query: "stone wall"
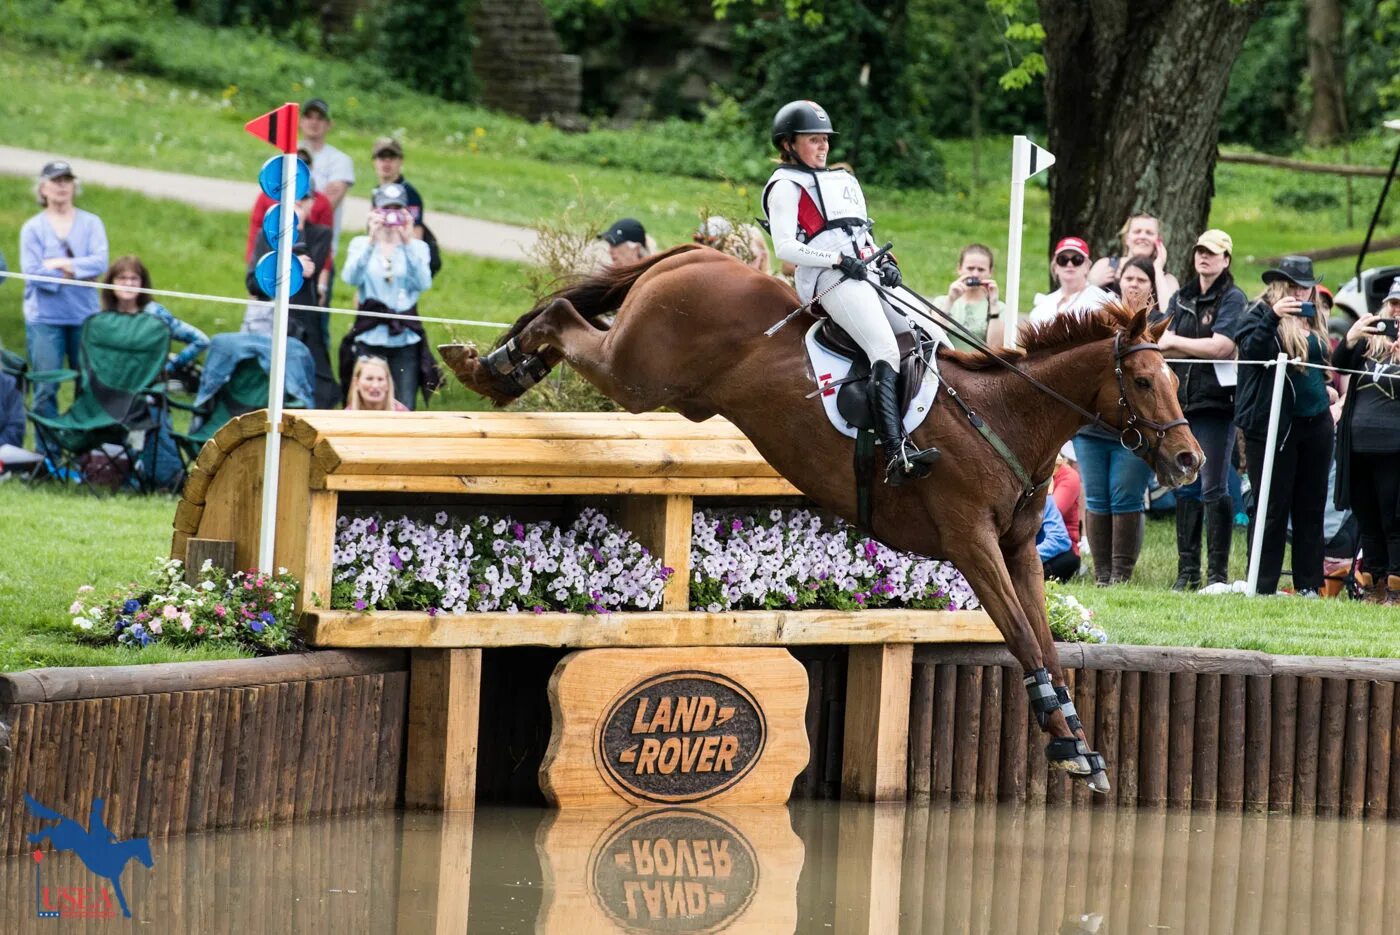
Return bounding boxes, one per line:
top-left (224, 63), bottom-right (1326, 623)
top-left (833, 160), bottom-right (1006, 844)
top-left (472, 0), bottom-right (581, 121)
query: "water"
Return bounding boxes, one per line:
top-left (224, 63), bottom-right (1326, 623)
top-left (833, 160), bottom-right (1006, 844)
top-left (4, 800), bottom-right (1397, 932)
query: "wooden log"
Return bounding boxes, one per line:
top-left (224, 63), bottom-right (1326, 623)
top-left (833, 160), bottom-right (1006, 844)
top-left (313, 678), bottom-right (343, 819)
top-left (330, 678), bottom-right (358, 817)
top-left (1391, 686), bottom-right (1400, 820)
top-left (216, 689), bottom-right (241, 827)
top-left (187, 690), bottom-right (222, 831)
top-left (1167, 672), bottom-right (1196, 808)
top-left (322, 473), bottom-right (800, 496)
top-left (1341, 679), bottom-right (1369, 819)
top-left (374, 671), bottom-right (408, 808)
top-left (1244, 675), bottom-right (1272, 812)
top-left (1092, 668), bottom-right (1120, 805)
top-left (232, 687), bottom-right (262, 828)
top-left (1070, 668), bottom-right (1096, 807)
top-left (908, 662), bottom-right (934, 800)
top-left (841, 643), bottom-right (913, 802)
top-left (173, 498), bottom-right (204, 535)
top-left (1116, 670), bottom-right (1140, 808)
top-left (274, 681), bottom-right (306, 823)
top-left (976, 664), bottom-right (1002, 802)
top-left (1366, 680), bottom-right (1393, 819)
top-left (1025, 677), bottom-right (1047, 804)
top-left (617, 494), bottom-right (693, 612)
top-left (950, 665), bottom-right (982, 802)
top-left (112, 695), bottom-right (149, 840)
top-left (134, 695), bottom-right (164, 836)
top-left (168, 691), bottom-right (201, 836)
top-left (1316, 678), bottom-right (1349, 817)
top-left (930, 663), bottom-right (957, 800)
top-left (1217, 674), bottom-right (1247, 811)
top-left (1191, 673), bottom-right (1221, 811)
top-left (1139, 672), bottom-right (1170, 807)
top-left (180, 463), bottom-right (214, 505)
top-left (1045, 669), bottom-right (1072, 807)
top-left (999, 665), bottom-right (1029, 803)
top-left (821, 656), bottom-right (844, 799)
top-left (183, 538), bottom-right (235, 585)
top-left (5, 705), bottom-right (34, 856)
top-left (1294, 676), bottom-right (1324, 815)
top-left (405, 648), bottom-right (481, 809)
top-left (295, 679), bottom-right (327, 822)
top-left (1268, 675), bottom-right (1297, 812)
top-left (1217, 149), bottom-right (1393, 178)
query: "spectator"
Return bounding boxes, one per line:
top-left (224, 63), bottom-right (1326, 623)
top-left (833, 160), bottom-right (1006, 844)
top-left (20, 160), bottom-right (109, 422)
top-left (338, 183), bottom-right (440, 410)
top-left (695, 216), bottom-right (771, 273)
top-left (1117, 256), bottom-right (1163, 321)
top-left (1235, 255), bottom-right (1334, 597)
top-left (344, 355), bottom-right (408, 411)
top-left (300, 99), bottom-right (354, 244)
top-left (1088, 213), bottom-right (1179, 308)
top-left (245, 147), bottom-right (334, 265)
top-left (0, 368), bottom-right (24, 448)
top-left (1158, 229), bottom-right (1246, 592)
top-left (600, 218), bottom-right (654, 267)
top-left (101, 256), bottom-right (210, 375)
top-left (1028, 237), bottom-right (1114, 324)
top-left (1332, 280), bottom-right (1400, 603)
top-left (938, 244), bottom-right (1005, 350)
top-left (1038, 496), bottom-right (1079, 583)
top-left (246, 193), bottom-right (339, 408)
top-left (1052, 448), bottom-right (1082, 563)
top-left (371, 138), bottom-right (424, 235)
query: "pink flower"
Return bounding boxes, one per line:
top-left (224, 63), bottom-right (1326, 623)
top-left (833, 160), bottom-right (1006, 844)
top-left (68, 600), bottom-right (84, 615)
top-left (78, 585), bottom-right (94, 593)
top-left (214, 605), bottom-right (226, 618)
top-left (162, 604), bottom-right (178, 619)
top-left (179, 612), bottom-right (193, 631)
top-left (149, 619), bottom-right (163, 635)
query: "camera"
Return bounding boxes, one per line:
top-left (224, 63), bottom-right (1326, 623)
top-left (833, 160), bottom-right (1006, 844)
top-left (382, 210), bottom-right (406, 228)
top-left (1378, 318), bottom-right (1400, 339)
top-left (964, 277), bottom-right (983, 287)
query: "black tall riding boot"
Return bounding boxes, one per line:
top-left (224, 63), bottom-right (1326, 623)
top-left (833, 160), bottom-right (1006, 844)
top-left (1204, 498), bottom-right (1235, 587)
top-left (871, 360), bottom-right (939, 487)
top-left (1172, 498), bottom-right (1204, 591)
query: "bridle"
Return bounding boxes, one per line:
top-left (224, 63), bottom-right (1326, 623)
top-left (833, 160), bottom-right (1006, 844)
top-left (1105, 332), bottom-right (1189, 459)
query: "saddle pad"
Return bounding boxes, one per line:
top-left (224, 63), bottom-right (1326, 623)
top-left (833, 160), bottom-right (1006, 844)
top-left (804, 320), bottom-right (939, 441)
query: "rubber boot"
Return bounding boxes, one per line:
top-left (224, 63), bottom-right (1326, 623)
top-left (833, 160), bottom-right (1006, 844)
top-left (1110, 512), bottom-right (1144, 584)
top-left (1172, 498), bottom-right (1204, 591)
top-left (1356, 570), bottom-right (1383, 603)
top-left (1386, 575), bottom-right (1400, 606)
top-left (1083, 511), bottom-right (1113, 586)
top-left (871, 360), bottom-right (939, 487)
top-left (1204, 498), bottom-right (1235, 587)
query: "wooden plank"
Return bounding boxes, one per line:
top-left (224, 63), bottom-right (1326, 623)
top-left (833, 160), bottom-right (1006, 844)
top-left (1139, 672), bottom-right (1170, 807)
top-left (192, 438), bottom-right (265, 571)
top-left (841, 644), bottom-right (913, 802)
top-left (976, 664), bottom-right (1002, 802)
top-left (173, 498), bottom-right (205, 535)
top-left (180, 464), bottom-right (214, 505)
top-left (1341, 679), bottom-right (1369, 819)
top-left (1366, 680), bottom-right (1393, 819)
top-left (908, 662), bottom-right (934, 800)
top-left (1116, 670), bottom-right (1140, 808)
top-left (1245, 675), bottom-right (1273, 811)
top-left (294, 680), bottom-right (326, 822)
top-left (617, 494), bottom-right (693, 612)
top-left (999, 665), bottom-right (1028, 803)
top-left (168, 691), bottom-right (201, 836)
top-left (216, 689), bottom-right (242, 827)
top-left (298, 491), bottom-right (339, 611)
top-left (1391, 686), bottom-right (1400, 819)
top-left (184, 538), bottom-right (235, 584)
top-left (1217, 674), bottom-right (1247, 810)
top-left (1316, 678), bottom-right (1349, 817)
top-left (375, 671), bottom-right (408, 808)
top-left (1191, 674), bottom-right (1220, 811)
top-left (304, 608), bottom-right (1002, 649)
top-left (1269, 675), bottom-right (1298, 812)
top-left (1294, 676), bottom-right (1324, 815)
top-left (1092, 668), bottom-right (1120, 805)
top-left (1167, 672), bottom-right (1196, 808)
top-left (321, 473), bottom-right (800, 496)
top-left (289, 410), bottom-right (754, 442)
top-left (930, 664), bottom-right (956, 799)
top-left (1070, 668), bottom-right (1095, 807)
top-left (950, 666), bottom-right (981, 803)
top-left (405, 649), bottom-right (482, 809)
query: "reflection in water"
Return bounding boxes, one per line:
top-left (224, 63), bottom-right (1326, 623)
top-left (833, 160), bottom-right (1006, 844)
top-left (2, 800), bottom-right (1397, 932)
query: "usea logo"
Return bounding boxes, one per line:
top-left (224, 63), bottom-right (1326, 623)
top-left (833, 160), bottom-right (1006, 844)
top-left (589, 809), bottom-right (759, 933)
top-left (597, 671), bottom-right (767, 803)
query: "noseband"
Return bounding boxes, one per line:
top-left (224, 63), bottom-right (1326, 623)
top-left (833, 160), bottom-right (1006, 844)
top-left (1108, 332), bottom-right (1189, 458)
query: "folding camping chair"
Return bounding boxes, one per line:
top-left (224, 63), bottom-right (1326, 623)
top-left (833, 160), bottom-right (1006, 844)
top-left (26, 311), bottom-right (172, 493)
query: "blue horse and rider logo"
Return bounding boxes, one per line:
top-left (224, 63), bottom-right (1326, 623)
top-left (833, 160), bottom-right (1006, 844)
top-left (25, 794), bottom-right (154, 919)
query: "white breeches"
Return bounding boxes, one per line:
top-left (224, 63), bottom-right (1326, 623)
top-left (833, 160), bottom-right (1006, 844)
top-left (815, 272), bottom-right (900, 369)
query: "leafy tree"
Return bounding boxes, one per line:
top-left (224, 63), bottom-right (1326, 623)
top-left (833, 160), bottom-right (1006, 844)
top-left (372, 0), bottom-right (476, 102)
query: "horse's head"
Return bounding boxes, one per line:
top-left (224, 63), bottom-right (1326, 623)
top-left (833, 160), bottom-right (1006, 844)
top-left (1091, 307), bottom-right (1203, 489)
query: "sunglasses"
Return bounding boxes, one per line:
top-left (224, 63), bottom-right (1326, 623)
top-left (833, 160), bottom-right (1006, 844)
top-left (1054, 253), bottom-right (1086, 268)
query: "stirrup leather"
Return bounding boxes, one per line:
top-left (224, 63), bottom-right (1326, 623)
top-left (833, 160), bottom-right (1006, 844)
top-left (1023, 668), bottom-right (1060, 730)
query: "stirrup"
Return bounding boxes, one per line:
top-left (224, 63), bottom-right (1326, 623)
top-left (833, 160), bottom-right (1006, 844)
top-left (884, 440), bottom-right (940, 486)
top-left (1023, 668), bottom-right (1060, 730)
top-left (1046, 736), bottom-right (1110, 792)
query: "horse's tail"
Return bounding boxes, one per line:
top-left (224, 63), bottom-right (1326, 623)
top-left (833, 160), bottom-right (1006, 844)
top-left (497, 244), bottom-right (703, 349)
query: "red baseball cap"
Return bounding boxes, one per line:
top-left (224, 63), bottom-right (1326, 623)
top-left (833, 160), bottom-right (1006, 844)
top-left (1054, 236), bottom-right (1090, 258)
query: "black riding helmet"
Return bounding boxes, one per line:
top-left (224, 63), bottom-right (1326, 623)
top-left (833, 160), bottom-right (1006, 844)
top-left (771, 100), bottom-right (838, 152)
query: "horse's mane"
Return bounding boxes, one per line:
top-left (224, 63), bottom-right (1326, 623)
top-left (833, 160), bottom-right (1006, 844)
top-left (942, 302), bottom-right (1140, 370)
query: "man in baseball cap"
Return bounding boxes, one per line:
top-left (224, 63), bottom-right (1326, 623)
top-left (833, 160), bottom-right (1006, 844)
top-left (298, 97), bottom-right (354, 246)
top-left (371, 137), bottom-right (424, 236)
top-left (600, 218), bottom-right (651, 267)
top-left (40, 161), bottom-right (76, 182)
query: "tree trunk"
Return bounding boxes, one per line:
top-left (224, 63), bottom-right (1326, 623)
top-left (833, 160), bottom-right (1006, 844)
top-left (1038, 0), bottom-right (1262, 286)
top-left (1305, 0), bottom-right (1347, 145)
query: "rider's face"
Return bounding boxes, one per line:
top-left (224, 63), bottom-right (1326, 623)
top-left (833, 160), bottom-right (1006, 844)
top-left (792, 134), bottom-right (829, 168)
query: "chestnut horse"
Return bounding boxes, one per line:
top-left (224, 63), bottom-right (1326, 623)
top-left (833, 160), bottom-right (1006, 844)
top-left (442, 245), bottom-right (1203, 791)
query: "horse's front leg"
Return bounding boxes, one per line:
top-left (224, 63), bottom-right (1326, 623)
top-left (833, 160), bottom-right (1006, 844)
top-left (1004, 536), bottom-right (1111, 793)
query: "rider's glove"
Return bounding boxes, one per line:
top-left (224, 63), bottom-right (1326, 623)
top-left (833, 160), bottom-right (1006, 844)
top-left (878, 261), bottom-right (902, 289)
top-left (835, 255), bottom-right (867, 281)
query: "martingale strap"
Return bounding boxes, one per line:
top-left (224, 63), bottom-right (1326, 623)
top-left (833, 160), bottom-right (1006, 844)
top-left (945, 382), bottom-right (1050, 511)
top-left (1023, 667), bottom-right (1061, 729)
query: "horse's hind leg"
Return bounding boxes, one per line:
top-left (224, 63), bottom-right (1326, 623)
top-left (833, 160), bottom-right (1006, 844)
top-left (1005, 538), bottom-right (1110, 793)
top-left (516, 298), bottom-right (672, 413)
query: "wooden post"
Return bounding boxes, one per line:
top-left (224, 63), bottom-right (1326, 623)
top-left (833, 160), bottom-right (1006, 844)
top-left (909, 662), bottom-right (934, 799)
top-left (405, 649), bottom-right (481, 810)
top-left (618, 494), bottom-right (693, 612)
top-left (183, 538), bottom-right (235, 584)
top-left (841, 644), bottom-right (913, 801)
top-left (396, 809), bottom-right (474, 933)
top-left (834, 803), bottom-right (905, 935)
top-left (298, 490), bottom-right (339, 611)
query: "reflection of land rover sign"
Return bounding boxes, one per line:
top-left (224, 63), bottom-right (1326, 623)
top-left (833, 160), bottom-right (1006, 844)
top-left (597, 671), bottom-right (767, 803)
top-left (589, 809), bottom-right (759, 933)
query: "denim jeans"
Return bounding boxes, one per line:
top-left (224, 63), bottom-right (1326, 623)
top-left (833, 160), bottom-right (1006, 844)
top-left (1072, 433), bottom-right (1153, 514)
top-left (1173, 412), bottom-right (1236, 504)
top-left (26, 321), bottom-right (85, 420)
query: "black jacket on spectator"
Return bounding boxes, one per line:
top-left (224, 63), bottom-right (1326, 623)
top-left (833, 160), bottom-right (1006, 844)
top-left (1163, 270), bottom-right (1246, 416)
top-left (0, 371), bottom-right (24, 448)
top-left (1233, 299), bottom-right (1298, 441)
top-left (337, 299), bottom-right (444, 405)
top-left (246, 222), bottom-right (339, 409)
top-left (1332, 337), bottom-right (1400, 511)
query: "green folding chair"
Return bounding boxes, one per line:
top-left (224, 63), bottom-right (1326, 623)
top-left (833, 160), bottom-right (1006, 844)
top-left (27, 311), bottom-right (171, 492)
top-left (171, 357), bottom-right (298, 465)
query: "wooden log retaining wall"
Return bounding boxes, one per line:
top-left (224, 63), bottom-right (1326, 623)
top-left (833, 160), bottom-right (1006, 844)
top-left (0, 651), bottom-right (408, 858)
top-left (910, 644), bottom-right (1400, 817)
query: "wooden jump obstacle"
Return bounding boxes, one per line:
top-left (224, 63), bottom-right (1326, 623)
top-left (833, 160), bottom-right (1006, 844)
top-left (171, 410), bottom-right (1002, 808)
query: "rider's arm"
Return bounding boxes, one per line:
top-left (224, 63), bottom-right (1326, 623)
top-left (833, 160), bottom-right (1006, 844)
top-left (767, 181), bottom-right (843, 269)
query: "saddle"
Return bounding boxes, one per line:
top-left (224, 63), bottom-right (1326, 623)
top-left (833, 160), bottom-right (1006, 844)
top-left (806, 301), bottom-right (939, 437)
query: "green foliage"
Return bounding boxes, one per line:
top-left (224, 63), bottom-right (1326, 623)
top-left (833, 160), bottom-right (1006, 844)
top-left (1272, 187), bottom-right (1342, 212)
top-left (371, 0), bottom-right (477, 103)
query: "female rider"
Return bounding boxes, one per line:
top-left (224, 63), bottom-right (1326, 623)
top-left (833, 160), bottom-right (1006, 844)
top-left (762, 100), bottom-right (944, 485)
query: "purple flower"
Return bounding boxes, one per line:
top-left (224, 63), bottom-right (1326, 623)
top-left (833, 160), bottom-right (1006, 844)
top-left (353, 599), bottom-right (367, 611)
top-left (512, 522), bottom-right (525, 541)
top-left (426, 606), bottom-right (439, 617)
top-left (130, 623), bottom-right (151, 647)
top-left (389, 552), bottom-right (404, 570)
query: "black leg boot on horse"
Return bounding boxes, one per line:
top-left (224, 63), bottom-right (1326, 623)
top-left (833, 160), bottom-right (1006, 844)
top-left (871, 360), bottom-right (939, 486)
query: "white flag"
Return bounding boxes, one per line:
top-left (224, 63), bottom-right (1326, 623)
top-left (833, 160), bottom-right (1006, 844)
top-left (1012, 135), bottom-right (1055, 183)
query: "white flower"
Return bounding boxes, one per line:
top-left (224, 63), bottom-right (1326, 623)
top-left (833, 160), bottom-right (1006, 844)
top-left (73, 617), bottom-right (93, 631)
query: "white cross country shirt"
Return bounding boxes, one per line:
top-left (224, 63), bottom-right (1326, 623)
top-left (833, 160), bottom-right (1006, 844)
top-left (309, 142), bottom-right (355, 242)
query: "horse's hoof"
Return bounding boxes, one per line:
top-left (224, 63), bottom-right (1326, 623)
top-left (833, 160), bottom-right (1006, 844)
top-left (437, 343), bottom-right (518, 406)
top-left (1083, 770), bottom-right (1111, 794)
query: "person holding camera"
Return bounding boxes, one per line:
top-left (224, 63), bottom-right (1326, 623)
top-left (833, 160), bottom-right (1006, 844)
top-left (1088, 213), bottom-right (1179, 308)
top-left (1157, 230), bottom-right (1246, 591)
top-left (338, 183), bottom-right (440, 410)
top-left (1235, 255), bottom-right (1333, 596)
top-left (938, 244), bottom-right (1004, 350)
top-left (1331, 280), bottom-right (1400, 603)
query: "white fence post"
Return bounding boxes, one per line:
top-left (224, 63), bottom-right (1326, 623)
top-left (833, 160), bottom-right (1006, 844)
top-left (1246, 351), bottom-right (1290, 596)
